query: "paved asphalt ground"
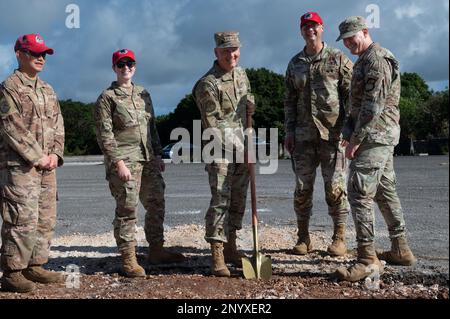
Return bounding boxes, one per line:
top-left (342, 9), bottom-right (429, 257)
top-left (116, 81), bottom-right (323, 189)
top-left (57, 155), bottom-right (449, 273)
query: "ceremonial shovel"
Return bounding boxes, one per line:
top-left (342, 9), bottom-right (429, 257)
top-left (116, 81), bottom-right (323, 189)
top-left (241, 94), bottom-right (272, 280)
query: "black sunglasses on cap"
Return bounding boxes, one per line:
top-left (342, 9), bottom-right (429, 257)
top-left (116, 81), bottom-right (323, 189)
top-left (116, 60), bottom-right (136, 69)
top-left (21, 49), bottom-right (47, 59)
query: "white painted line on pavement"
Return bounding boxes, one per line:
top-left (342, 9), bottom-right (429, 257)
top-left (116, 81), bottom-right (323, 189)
top-left (171, 210), bottom-right (202, 215)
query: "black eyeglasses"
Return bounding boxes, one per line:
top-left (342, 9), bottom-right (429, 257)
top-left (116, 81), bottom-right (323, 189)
top-left (21, 50), bottom-right (46, 59)
top-left (116, 61), bottom-right (136, 69)
top-left (301, 23), bottom-right (322, 31)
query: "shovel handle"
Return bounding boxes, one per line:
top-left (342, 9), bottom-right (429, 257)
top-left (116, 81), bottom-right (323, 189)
top-left (246, 111), bottom-right (258, 228)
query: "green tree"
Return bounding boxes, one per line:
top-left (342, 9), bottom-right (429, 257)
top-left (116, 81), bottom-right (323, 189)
top-left (156, 67), bottom-right (286, 148)
top-left (399, 72), bottom-right (431, 140)
top-left (246, 68), bottom-right (285, 143)
top-left (156, 94), bottom-right (200, 147)
top-left (399, 72), bottom-right (448, 140)
top-left (60, 100), bottom-right (101, 155)
top-left (401, 72), bottom-right (431, 101)
top-left (419, 89), bottom-right (449, 139)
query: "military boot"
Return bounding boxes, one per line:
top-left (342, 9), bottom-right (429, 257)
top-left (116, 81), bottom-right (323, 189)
top-left (292, 220), bottom-right (312, 255)
top-left (377, 236), bottom-right (417, 266)
top-left (23, 265), bottom-right (64, 284)
top-left (327, 223), bottom-right (347, 256)
top-left (1, 270), bottom-right (35, 293)
top-left (120, 247), bottom-right (146, 278)
top-left (210, 242), bottom-right (230, 277)
top-left (335, 244), bottom-right (384, 282)
top-left (148, 242), bottom-right (185, 265)
top-left (224, 231), bottom-right (245, 267)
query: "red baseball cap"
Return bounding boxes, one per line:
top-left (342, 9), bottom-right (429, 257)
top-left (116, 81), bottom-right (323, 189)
top-left (300, 12), bottom-right (323, 28)
top-left (112, 49), bottom-right (136, 66)
top-left (14, 34), bottom-right (54, 54)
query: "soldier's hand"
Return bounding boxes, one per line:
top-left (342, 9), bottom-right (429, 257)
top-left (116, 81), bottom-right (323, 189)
top-left (246, 100), bottom-right (256, 116)
top-left (157, 156), bottom-right (165, 173)
top-left (47, 154), bottom-right (59, 170)
top-left (116, 160), bottom-right (132, 182)
top-left (341, 139), bottom-right (349, 147)
top-left (284, 135), bottom-right (295, 155)
top-left (345, 142), bottom-right (360, 160)
top-left (36, 155), bottom-right (51, 170)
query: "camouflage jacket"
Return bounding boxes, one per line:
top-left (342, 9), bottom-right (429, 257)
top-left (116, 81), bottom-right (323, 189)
top-left (95, 82), bottom-right (161, 168)
top-left (0, 70), bottom-right (65, 168)
top-left (284, 43), bottom-right (353, 142)
top-left (193, 61), bottom-right (252, 151)
top-left (343, 43), bottom-right (401, 146)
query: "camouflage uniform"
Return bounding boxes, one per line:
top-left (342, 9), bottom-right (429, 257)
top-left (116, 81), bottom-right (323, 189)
top-left (193, 60), bottom-right (252, 243)
top-left (343, 42), bottom-right (406, 244)
top-left (0, 70), bottom-right (64, 271)
top-left (284, 43), bottom-right (352, 225)
top-left (94, 82), bottom-right (165, 251)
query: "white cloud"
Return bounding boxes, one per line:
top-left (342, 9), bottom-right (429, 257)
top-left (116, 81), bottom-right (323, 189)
top-left (0, 0), bottom-right (448, 112)
top-left (0, 45), bottom-right (15, 81)
top-left (394, 3), bottom-right (424, 19)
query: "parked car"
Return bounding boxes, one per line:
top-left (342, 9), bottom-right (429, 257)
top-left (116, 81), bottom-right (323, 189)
top-left (162, 137), bottom-right (272, 162)
top-left (161, 142), bottom-right (201, 162)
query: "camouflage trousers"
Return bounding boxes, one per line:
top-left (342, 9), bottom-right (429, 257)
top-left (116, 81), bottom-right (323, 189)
top-left (108, 158), bottom-right (165, 251)
top-left (348, 143), bottom-right (406, 244)
top-left (204, 160), bottom-right (249, 243)
top-left (292, 139), bottom-right (349, 224)
top-left (0, 166), bottom-right (57, 271)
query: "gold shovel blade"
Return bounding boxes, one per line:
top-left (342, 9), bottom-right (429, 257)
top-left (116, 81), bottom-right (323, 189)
top-left (242, 253), bottom-right (272, 280)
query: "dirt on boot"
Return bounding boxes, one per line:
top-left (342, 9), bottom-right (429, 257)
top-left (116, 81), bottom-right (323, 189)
top-left (23, 266), bottom-right (64, 284)
top-left (211, 242), bottom-right (230, 277)
top-left (327, 224), bottom-right (347, 256)
top-left (1, 270), bottom-right (36, 293)
top-left (121, 248), bottom-right (146, 278)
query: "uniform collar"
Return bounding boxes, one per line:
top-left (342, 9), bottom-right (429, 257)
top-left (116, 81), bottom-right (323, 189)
top-left (213, 60), bottom-right (235, 81)
top-left (298, 42), bottom-right (329, 62)
top-left (111, 81), bottom-right (136, 96)
top-left (14, 69), bottom-right (44, 89)
top-left (358, 42), bottom-right (378, 61)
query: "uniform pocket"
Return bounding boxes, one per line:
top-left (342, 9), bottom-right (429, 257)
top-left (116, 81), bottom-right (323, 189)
top-left (124, 181), bottom-right (138, 210)
top-left (221, 94), bottom-right (235, 115)
top-left (350, 167), bottom-right (379, 197)
top-left (1, 185), bottom-right (28, 225)
top-left (114, 103), bottom-right (138, 128)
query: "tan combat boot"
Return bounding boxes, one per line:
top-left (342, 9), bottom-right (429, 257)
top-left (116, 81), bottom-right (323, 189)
top-left (224, 231), bottom-right (245, 267)
top-left (148, 242), bottom-right (185, 265)
top-left (377, 236), bottom-right (417, 266)
top-left (121, 247), bottom-right (146, 278)
top-left (292, 220), bottom-right (312, 255)
top-left (1, 270), bottom-right (36, 293)
top-left (335, 244), bottom-right (384, 282)
top-left (23, 265), bottom-right (64, 284)
top-left (210, 242), bottom-right (230, 277)
top-left (327, 223), bottom-right (347, 256)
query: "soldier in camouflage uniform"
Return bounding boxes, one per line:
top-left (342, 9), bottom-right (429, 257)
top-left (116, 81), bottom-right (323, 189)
top-left (95, 49), bottom-right (184, 278)
top-left (335, 16), bottom-right (416, 282)
top-left (0, 34), bottom-right (65, 293)
top-left (284, 12), bottom-right (353, 257)
top-left (193, 32), bottom-right (255, 277)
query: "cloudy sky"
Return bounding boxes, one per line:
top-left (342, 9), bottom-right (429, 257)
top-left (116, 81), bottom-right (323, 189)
top-left (0, 0), bottom-right (448, 115)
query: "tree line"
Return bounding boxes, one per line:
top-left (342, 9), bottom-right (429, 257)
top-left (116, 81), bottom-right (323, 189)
top-left (60, 68), bottom-right (448, 156)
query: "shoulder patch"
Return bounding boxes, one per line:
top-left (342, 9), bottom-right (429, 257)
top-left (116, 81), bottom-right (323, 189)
top-left (365, 77), bottom-right (377, 92)
top-left (0, 94), bottom-right (11, 115)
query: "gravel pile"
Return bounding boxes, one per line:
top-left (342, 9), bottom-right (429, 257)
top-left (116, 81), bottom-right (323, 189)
top-left (0, 224), bottom-right (447, 299)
